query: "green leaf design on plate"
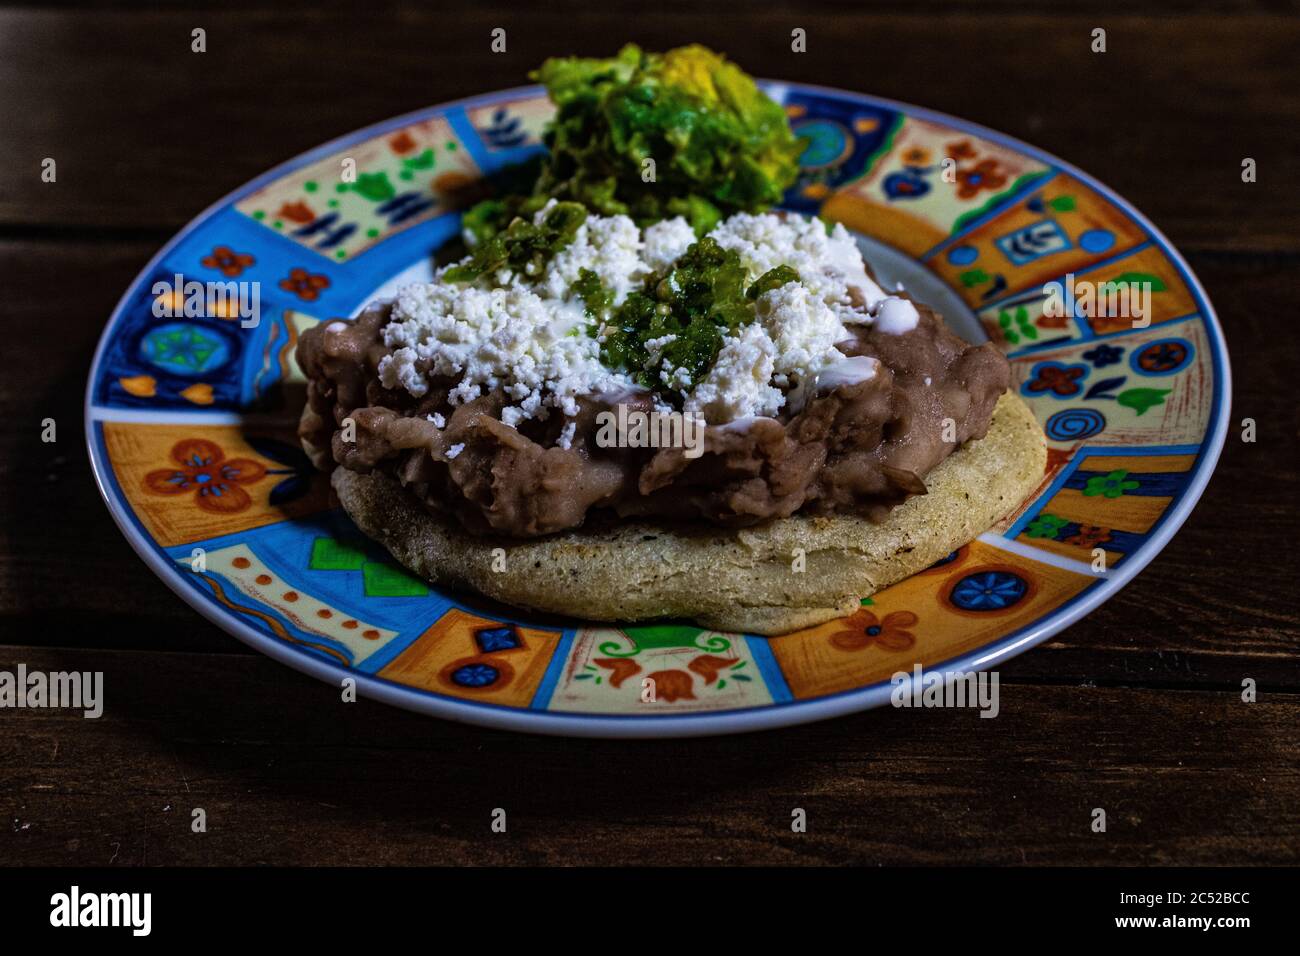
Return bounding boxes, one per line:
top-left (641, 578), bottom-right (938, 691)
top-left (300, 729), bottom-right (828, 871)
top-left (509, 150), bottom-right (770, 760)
top-left (1048, 195), bottom-right (1076, 211)
top-left (351, 171), bottom-right (396, 202)
top-left (362, 562), bottom-right (429, 597)
top-left (309, 536), bottom-right (367, 571)
top-left (1026, 513), bottom-right (1070, 539)
top-left (402, 148), bottom-right (437, 171)
top-left (960, 268), bottom-right (989, 288)
top-left (1083, 470), bottom-right (1140, 499)
top-left (998, 310), bottom-right (1021, 345)
top-left (599, 623), bottom-right (731, 658)
top-left (1019, 309), bottom-right (1037, 339)
top-left (1117, 387), bottom-right (1171, 416)
top-left (1100, 271), bottom-right (1167, 294)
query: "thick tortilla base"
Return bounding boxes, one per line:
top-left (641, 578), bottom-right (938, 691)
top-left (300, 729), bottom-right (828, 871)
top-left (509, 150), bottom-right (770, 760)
top-left (332, 391), bottom-right (1046, 636)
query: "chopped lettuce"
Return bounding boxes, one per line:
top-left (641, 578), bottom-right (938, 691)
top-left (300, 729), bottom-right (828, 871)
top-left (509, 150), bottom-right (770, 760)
top-left (466, 44), bottom-right (803, 241)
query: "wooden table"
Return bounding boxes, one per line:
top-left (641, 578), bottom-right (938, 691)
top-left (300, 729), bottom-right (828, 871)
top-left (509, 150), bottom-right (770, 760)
top-left (1, 2), bottom-right (1296, 866)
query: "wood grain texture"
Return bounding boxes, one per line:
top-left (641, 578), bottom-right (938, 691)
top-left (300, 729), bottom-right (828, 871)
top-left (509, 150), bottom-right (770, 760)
top-left (0, 1), bottom-right (1297, 866)
top-left (2, 647), bottom-right (1296, 866)
top-left (0, 5), bottom-right (1297, 247)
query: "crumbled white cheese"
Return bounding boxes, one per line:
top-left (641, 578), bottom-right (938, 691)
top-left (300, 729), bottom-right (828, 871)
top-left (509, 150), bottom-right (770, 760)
top-left (754, 281), bottom-right (847, 386)
top-left (708, 212), bottom-right (887, 319)
top-left (445, 442), bottom-right (465, 459)
top-left (557, 420), bottom-right (577, 450)
top-left (379, 208), bottom-right (921, 427)
top-left (684, 324), bottom-right (783, 421)
top-left (378, 283), bottom-right (630, 418)
top-left (641, 333), bottom-right (684, 388)
top-left (452, 200), bottom-right (651, 308)
top-left (642, 217), bottom-right (697, 272)
top-left (661, 364), bottom-right (693, 391)
top-left (644, 334), bottom-right (678, 361)
top-left (535, 202), bottom-right (648, 306)
top-left (426, 412), bottom-right (446, 428)
top-left (685, 292), bottom-right (881, 418)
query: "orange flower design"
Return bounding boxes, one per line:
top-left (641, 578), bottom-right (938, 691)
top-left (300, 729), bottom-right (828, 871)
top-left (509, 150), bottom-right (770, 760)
top-left (1064, 525), bottom-right (1112, 549)
top-left (278, 201), bottom-right (316, 224)
top-left (1025, 363), bottom-right (1085, 396)
top-left (389, 131), bottom-right (417, 154)
top-left (144, 438), bottom-right (267, 514)
top-left (830, 609), bottom-right (919, 652)
top-left (279, 267), bottom-right (331, 302)
top-left (900, 146), bottom-right (932, 166)
top-left (687, 654), bottom-right (735, 686)
top-left (955, 159), bottom-right (1008, 200)
top-left (947, 140), bottom-right (978, 161)
top-left (594, 657), bottom-right (641, 689)
top-left (200, 245), bottom-right (255, 278)
top-left (646, 669), bottom-right (695, 702)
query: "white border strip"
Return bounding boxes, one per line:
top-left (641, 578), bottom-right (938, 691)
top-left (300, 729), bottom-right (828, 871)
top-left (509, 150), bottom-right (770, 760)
top-left (89, 406), bottom-right (247, 425)
top-left (978, 532), bottom-right (1104, 577)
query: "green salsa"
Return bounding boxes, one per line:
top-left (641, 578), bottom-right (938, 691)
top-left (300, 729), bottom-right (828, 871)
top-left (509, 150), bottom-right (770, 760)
top-left (570, 268), bottom-right (614, 318)
top-left (600, 238), bottom-right (801, 401)
top-left (444, 201), bottom-right (587, 283)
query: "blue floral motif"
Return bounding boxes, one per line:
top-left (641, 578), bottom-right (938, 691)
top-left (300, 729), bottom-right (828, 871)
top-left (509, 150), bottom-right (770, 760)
top-left (1131, 338), bottom-right (1194, 376)
top-left (882, 170), bottom-right (931, 200)
top-left (795, 119), bottom-right (851, 168)
top-left (475, 626), bottom-right (521, 653)
top-left (451, 663), bottom-right (500, 687)
top-left (1082, 344), bottom-right (1124, 368)
top-left (948, 571), bottom-right (1030, 612)
top-left (140, 322), bottom-right (232, 376)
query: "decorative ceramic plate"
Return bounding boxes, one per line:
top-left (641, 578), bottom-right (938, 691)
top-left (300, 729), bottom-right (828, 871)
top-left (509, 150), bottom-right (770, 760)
top-left (86, 82), bottom-right (1229, 737)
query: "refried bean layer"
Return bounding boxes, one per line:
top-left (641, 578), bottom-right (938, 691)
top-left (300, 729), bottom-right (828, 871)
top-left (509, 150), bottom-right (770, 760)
top-left (297, 299), bottom-right (1010, 538)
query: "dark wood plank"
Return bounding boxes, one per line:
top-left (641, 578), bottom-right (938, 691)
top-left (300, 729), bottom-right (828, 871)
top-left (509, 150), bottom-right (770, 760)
top-left (0, 6), bottom-right (1297, 249)
top-left (1, 646), bottom-right (1295, 865)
